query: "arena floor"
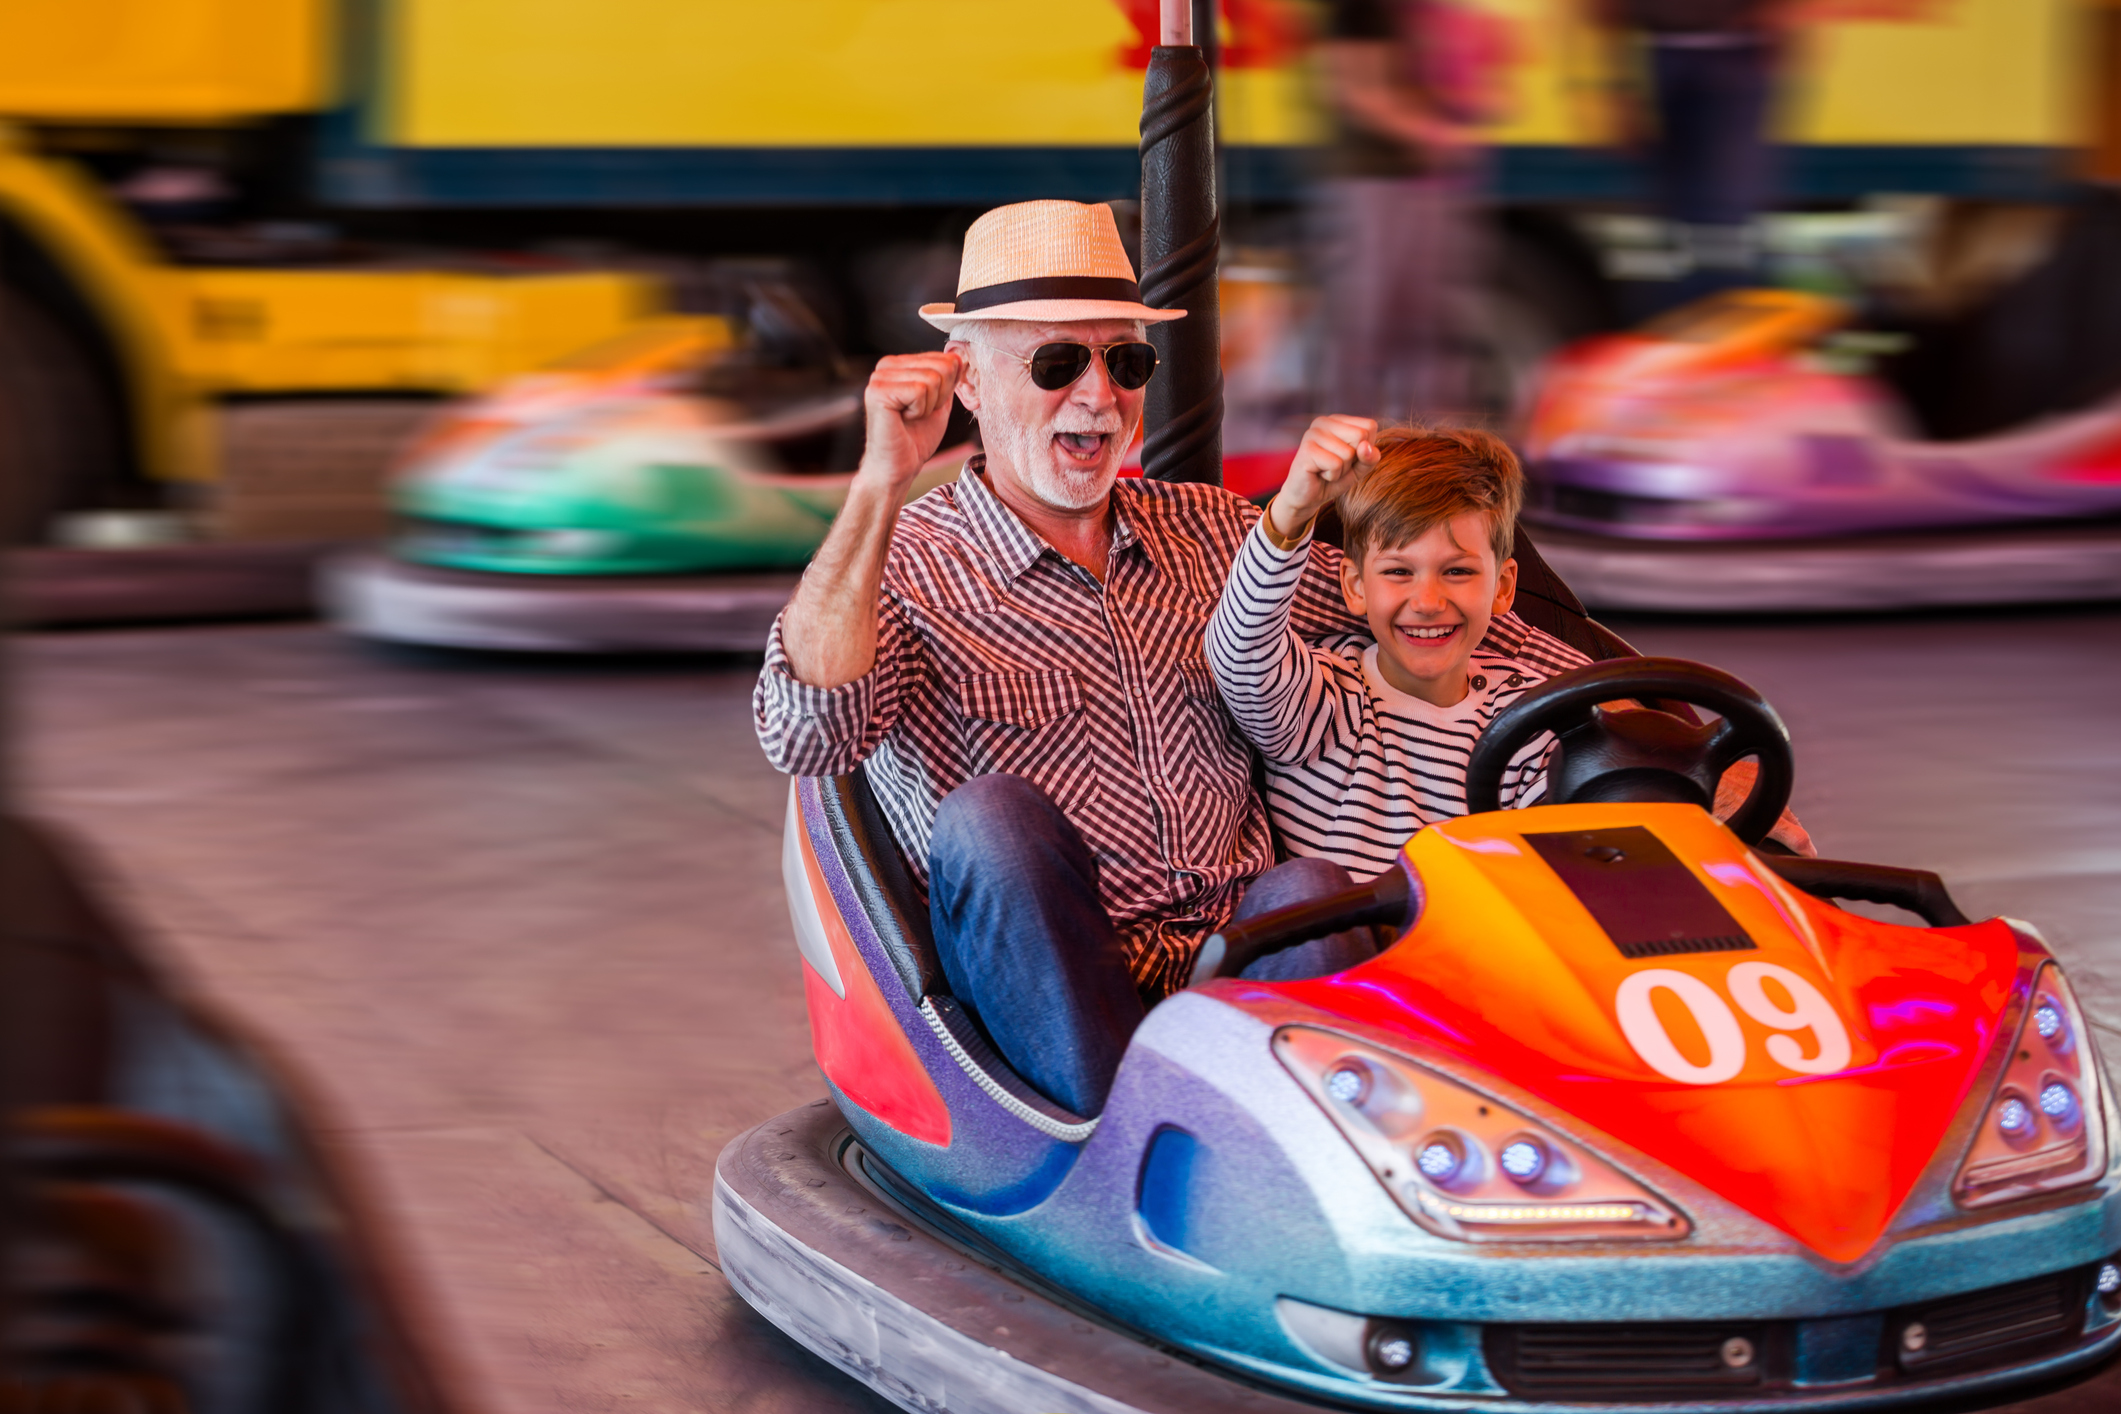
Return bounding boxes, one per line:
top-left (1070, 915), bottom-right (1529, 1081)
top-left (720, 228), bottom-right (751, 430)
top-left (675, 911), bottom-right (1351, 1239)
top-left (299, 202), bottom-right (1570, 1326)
top-left (13, 605), bottom-right (2121, 1413)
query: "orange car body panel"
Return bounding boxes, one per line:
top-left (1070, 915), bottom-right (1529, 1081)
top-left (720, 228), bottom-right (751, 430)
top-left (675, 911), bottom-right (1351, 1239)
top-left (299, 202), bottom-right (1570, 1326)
top-left (1274, 803), bottom-right (2022, 1264)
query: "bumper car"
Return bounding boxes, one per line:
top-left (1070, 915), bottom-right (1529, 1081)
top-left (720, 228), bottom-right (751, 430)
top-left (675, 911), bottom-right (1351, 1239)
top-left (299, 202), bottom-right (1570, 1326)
top-left (1521, 288), bottom-right (2121, 613)
top-left (327, 310), bottom-right (965, 653)
top-left (715, 650), bottom-right (2121, 1413)
top-left (3, 815), bottom-right (450, 1412)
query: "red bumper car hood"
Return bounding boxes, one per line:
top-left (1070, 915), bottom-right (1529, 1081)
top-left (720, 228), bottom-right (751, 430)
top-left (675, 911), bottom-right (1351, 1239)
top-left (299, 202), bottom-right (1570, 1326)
top-left (1270, 803), bottom-right (2023, 1264)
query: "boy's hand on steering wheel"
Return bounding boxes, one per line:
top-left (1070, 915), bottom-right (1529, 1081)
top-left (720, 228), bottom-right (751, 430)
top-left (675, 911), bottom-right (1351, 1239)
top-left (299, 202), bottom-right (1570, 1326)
top-left (1269, 414), bottom-right (1379, 543)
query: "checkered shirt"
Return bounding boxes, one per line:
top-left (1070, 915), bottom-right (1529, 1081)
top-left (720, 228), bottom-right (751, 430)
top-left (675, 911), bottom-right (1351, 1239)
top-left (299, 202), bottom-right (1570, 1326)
top-left (754, 459), bottom-right (1573, 999)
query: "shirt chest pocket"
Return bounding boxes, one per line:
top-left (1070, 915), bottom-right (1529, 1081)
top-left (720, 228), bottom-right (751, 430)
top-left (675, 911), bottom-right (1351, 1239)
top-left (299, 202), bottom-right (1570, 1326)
top-left (955, 669), bottom-right (1100, 813)
top-left (1176, 660), bottom-right (1221, 708)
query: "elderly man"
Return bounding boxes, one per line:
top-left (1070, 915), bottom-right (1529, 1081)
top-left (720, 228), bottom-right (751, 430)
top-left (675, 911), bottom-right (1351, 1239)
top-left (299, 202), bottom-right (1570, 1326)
top-left (755, 201), bottom-right (1573, 1117)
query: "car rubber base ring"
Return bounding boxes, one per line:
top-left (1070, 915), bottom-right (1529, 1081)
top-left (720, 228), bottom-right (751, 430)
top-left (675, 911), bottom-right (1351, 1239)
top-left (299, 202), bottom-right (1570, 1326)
top-left (322, 550), bottom-right (801, 653)
top-left (716, 1103), bottom-right (2121, 1412)
top-left (713, 1101), bottom-right (1326, 1414)
top-left (1526, 521), bottom-right (2121, 614)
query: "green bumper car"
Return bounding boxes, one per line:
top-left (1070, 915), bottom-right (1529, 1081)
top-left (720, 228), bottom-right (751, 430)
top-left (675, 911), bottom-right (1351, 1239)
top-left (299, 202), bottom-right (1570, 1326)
top-left (328, 316), bottom-right (963, 651)
top-left (393, 391), bottom-right (875, 576)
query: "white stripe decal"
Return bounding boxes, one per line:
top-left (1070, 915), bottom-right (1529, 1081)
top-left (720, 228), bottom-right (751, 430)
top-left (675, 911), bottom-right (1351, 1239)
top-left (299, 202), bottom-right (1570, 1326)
top-left (783, 782), bottom-right (845, 998)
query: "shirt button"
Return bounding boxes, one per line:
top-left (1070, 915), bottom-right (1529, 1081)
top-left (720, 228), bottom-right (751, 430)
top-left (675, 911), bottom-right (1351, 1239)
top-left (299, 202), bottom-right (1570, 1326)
top-left (1471, 674), bottom-right (1487, 690)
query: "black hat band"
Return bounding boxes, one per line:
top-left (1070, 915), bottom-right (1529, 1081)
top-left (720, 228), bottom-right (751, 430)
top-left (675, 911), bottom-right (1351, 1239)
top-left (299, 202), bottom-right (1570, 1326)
top-left (951, 275), bottom-right (1142, 312)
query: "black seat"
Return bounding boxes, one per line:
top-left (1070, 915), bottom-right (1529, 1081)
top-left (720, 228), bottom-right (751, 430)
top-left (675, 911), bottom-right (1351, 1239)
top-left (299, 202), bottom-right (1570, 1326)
top-left (816, 774), bottom-right (1102, 1136)
top-left (819, 771), bottom-right (941, 1001)
top-left (1513, 526), bottom-right (1639, 662)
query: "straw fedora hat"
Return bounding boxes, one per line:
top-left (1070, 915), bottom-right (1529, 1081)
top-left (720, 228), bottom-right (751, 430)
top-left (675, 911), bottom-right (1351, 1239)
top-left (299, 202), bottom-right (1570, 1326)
top-left (920, 201), bottom-right (1186, 332)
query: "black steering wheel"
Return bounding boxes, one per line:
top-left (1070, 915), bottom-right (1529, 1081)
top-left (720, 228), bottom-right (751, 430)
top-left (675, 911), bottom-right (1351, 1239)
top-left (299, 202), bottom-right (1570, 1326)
top-left (1463, 657), bottom-right (1794, 845)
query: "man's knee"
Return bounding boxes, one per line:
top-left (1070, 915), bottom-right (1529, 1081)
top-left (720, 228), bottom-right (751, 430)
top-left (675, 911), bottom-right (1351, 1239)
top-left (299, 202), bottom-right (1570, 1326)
top-left (930, 773), bottom-right (1098, 897)
top-left (1274, 856), bottom-right (1354, 896)
top-left (932, 773), bottom-right (1063, 859)
top-left (1237, 856), bottom-right (1354, 921)
top-left (1235, 857), bottom-right (1381, 982)
top-left (934, 770), bottom-right (1056, 830)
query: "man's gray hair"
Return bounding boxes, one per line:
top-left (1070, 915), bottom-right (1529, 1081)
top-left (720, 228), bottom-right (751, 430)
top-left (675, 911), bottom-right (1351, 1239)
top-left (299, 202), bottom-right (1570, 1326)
top-left (943, 319), bottom-right (990, 356)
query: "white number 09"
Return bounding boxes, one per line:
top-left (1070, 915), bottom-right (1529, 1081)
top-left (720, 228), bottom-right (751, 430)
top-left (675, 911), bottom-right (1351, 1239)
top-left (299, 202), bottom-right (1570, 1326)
top-left (1616, 963), bottom-right (1852, 1085)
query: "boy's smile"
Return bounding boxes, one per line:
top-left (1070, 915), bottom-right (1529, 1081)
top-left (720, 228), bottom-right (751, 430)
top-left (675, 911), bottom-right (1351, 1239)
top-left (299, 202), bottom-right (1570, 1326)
top-left (1341, 512), bottom-right (1518, 707)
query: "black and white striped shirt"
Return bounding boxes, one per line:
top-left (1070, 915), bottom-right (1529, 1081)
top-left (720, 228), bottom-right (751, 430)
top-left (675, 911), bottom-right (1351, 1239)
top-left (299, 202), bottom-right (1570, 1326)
top-left (1207, 521), bottom-right (1592, 880)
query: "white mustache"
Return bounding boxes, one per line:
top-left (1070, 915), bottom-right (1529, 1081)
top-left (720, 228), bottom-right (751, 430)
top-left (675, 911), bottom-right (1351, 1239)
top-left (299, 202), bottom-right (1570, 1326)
top-left (1051, 421), bottom-right (1123, 436)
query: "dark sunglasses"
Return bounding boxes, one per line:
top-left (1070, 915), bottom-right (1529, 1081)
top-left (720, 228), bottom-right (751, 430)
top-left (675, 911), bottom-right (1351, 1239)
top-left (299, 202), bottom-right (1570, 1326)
top-left (974, 339), bottom-right (1159, 392)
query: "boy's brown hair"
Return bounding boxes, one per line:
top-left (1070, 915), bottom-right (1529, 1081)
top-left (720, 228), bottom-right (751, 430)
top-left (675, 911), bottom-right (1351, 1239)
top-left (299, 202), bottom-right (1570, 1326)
top-left (1337, 426), bottom-right (1523, 567)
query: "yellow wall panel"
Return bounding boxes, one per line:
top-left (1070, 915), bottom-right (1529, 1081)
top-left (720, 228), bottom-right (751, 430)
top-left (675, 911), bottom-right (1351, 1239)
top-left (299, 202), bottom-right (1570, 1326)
top-left (393, 0), bottom-right (1151, 147)
top-left (3, 0), bottom-right (2060, 148)
top-left (1220, 66), bottom-right (1330, 147)
top-left (0, 0), bottom-right (2080, 145)
top-left (0, 0), bottom-right (330, 120)
top-left (388, 0), bottom-right (2077, 151)
top-left (171, 268), bottom-right (666, 394)
top-left (1478, 0), bottom-right (2080, 147)
top-left (1481, 0), bottom-right (1586, 146)
top-left (1787, 0), bottom-right (2078, 146)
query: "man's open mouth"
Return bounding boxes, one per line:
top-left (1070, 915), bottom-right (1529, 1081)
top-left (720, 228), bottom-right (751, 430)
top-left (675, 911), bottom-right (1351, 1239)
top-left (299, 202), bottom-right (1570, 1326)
top-left (1054, 432), bottom-right (1109, 462)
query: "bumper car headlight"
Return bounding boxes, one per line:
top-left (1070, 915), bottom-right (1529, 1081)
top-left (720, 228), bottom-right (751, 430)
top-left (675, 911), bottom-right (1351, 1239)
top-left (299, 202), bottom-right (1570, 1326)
top-left (1276, 1027), bottom-right (1688, 1242)
top-left (1955, 962), bottom-right (2109, 1208)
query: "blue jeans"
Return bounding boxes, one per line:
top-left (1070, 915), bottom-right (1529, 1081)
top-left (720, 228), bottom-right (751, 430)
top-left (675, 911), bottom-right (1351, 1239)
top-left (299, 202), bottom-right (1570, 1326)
top-left (928, 774), bottom-right (1378, 1117)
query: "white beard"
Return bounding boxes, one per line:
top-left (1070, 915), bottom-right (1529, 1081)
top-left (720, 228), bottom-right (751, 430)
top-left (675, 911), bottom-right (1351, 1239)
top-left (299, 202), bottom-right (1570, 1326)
top-left (1022, 458), bottom-right (1112, 512)
top-left (985, 417), bottom-right (1119, 512)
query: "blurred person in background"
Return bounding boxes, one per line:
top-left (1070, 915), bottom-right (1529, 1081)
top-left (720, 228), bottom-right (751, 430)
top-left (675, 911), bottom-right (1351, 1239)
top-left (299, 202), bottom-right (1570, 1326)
top-left (1313, 0), bottom-right (1518, 425)
top-left (1587, 0), bottom-right (1791, 305)
top-left (1584, 1), bottom-right (1941, 309)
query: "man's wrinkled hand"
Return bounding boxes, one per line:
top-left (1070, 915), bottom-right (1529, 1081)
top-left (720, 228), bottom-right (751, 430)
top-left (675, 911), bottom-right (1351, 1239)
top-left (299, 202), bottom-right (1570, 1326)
top-left (858, 352), bottom-right (963, 493)
top-left (1269, 414), bottom-right (1379, 542)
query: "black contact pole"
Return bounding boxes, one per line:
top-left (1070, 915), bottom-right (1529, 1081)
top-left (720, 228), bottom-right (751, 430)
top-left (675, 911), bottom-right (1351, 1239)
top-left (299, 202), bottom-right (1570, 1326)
top-left (1139, 0), bottom-right (1222, 486)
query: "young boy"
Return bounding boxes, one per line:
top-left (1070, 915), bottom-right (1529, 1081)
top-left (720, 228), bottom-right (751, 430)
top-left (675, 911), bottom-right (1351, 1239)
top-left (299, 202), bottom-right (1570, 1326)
top-left (1206, 418), bottom-right (1592, 880)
